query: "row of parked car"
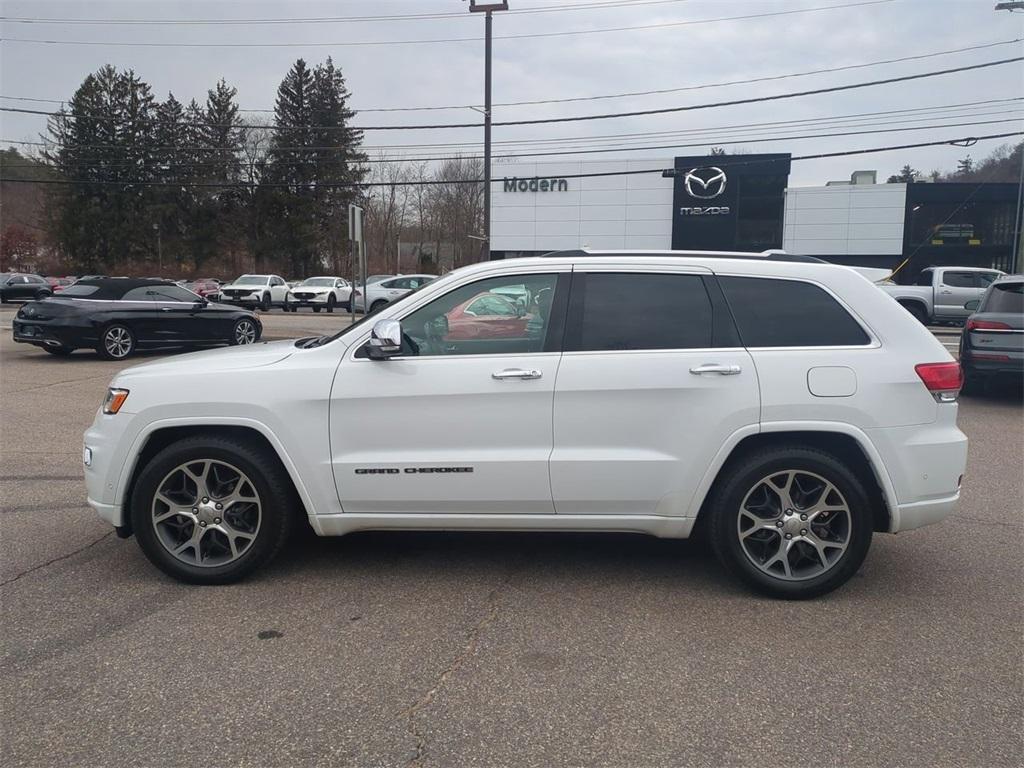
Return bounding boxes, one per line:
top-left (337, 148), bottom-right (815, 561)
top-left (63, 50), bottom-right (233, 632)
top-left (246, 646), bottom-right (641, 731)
top-left (214, 273), bottom-right (436, 313)
top-left (1, 271), bottom-right (439, 315)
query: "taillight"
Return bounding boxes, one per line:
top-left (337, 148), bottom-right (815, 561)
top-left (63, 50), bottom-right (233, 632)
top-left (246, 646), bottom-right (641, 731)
top-left (967, 318), bottom-right (1011, 331)
top-left (915, 362), bottom-right (963, 403)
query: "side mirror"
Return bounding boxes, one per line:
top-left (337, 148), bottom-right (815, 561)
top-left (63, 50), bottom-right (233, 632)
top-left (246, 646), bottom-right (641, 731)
top-left (964, 299), bottom-right (980, 311)
top-left (366, 318), bottom-right (402, 359)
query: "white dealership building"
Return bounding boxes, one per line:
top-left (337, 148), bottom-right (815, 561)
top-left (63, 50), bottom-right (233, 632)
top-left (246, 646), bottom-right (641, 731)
top-left (490, 153), bottom-right (1017, 275)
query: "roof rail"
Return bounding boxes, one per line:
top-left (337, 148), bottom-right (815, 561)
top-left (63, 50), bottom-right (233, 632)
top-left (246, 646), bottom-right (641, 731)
top-left (539, 249), bottom-right (825, 264)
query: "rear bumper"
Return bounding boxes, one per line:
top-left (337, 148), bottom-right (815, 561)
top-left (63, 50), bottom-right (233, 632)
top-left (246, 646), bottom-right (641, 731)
top-left (865, 408), bottom-right (968, 533)
top-left (12, 320), bottom-right (89, 349)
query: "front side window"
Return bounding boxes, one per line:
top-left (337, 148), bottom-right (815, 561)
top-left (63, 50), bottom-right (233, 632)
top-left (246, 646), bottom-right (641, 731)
top-left (148, 285), bottom-right (200, 302)
top-left (567, 272), bottom-right (713, 352)
top-left (397, 273), bottom-right (560, 356)
top-left (719, 276), bottom-right (870, 347)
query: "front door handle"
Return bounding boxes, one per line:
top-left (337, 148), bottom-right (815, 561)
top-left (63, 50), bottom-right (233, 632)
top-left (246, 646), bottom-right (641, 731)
top-left (690, 363), bottom-right (742, 376)
top-left (492, 368), bottom-right (542, 380)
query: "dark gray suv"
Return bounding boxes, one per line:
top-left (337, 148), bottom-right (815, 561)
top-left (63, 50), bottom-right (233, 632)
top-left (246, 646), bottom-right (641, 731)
top-left (960, 275), bottom-right (1023, 393)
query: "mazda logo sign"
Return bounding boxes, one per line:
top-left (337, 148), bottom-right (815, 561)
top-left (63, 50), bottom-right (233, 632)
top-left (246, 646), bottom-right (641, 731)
top-left (683, 166), bottom-right (727, 199)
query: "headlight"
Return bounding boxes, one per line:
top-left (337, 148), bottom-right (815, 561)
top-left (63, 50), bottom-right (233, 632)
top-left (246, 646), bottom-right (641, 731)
top-left (102, 387), bottom-right (130, 414)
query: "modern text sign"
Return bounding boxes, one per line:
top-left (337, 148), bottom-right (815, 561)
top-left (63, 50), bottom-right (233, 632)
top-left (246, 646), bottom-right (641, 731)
top-left (503, 177), bottom-right (569, 192)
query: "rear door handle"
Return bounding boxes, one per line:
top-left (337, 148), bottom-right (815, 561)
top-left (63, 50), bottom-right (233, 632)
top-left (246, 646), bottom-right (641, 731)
top-left (690, 363), bottom-right (742, 376)
top-left (492, 368), bottom-right (542, 380)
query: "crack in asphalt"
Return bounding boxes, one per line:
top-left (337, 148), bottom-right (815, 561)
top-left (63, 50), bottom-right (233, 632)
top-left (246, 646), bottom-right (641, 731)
top-left (0, 530), bottom-right (114, 587)
top-left (0, 502), bottom-right (89, 514)
top-left (397, 580), bottom-right (510, 768)
top-left (7, 373), bottom-right (110, 395)
top-left (0, 475), bottom-right (81, 482)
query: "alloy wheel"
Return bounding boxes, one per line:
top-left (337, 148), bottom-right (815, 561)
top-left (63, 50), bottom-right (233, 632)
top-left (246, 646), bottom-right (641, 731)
top-left (103, 326), bottom-right (133, 358)
top-left (736, 470), bottom-right (852, 581)
top-left (151, 459), bottom-right (262, 568)
top-left (235, 319), bottom-right (257, 344)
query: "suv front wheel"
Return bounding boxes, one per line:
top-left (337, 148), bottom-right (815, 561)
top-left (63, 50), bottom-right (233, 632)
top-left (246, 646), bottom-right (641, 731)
top-left (130, 435), bottom-right (297, 584)
top-left (708, 446), bottom-right (873, 599)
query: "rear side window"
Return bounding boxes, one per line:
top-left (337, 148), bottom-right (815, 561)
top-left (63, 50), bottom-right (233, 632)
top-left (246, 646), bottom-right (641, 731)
top-left (942, 272), bottom-right (976, 288)
top-left (983, 282), bottom-right (1023, 314)
top-left (719, 277), bottom-right (870, 347)
top-left (568, 273), bottom-right (712, 351)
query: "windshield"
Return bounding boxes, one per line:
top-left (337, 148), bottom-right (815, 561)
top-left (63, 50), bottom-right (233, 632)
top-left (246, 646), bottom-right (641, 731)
top-left (983, 282), bottom-right (1024, 314)
top-left (301, 278), bottom-right (336, 287)
top-left (233, 275), bottom-right (268, 285)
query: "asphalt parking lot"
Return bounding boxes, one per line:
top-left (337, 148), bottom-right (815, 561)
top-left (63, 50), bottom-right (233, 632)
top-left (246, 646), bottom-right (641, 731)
top-left (1, 306), bottom-right (1021, 768)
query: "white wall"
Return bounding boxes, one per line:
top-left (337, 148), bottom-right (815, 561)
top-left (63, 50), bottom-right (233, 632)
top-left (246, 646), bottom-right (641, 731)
top-left (783, 184), bottom-right (907, 257)
top-left (490, 159), bottom-right (674, 252)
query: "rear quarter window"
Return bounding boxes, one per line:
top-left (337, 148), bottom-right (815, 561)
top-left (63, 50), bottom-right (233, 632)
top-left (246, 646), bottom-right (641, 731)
top-left (719, 276), bottom-right (870, 348)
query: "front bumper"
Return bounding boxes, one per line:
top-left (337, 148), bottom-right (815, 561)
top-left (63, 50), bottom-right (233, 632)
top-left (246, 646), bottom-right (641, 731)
top-left (84, 408), bottom-right (138, 529)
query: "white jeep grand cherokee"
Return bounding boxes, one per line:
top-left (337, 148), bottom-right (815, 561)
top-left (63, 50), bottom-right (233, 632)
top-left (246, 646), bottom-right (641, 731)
top-left (84, 250), bottom-right (967, 598)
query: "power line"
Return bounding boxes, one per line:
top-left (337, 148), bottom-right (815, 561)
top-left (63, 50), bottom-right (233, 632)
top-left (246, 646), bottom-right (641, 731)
top-left (1, 37), bottom-right (1017, 114)
top-left (5, 57), bottom-right (1020, 133)
top-left (2, 132), bottom-right (1020, 189)
top-left (0, 0), bottom-right (894, 48)
top-left (0, 0), bottom-right (692, 25)
top-left (5, 116), bottom-right (1020, 170)
top-left (7, 100), bottom-right (1020, 155)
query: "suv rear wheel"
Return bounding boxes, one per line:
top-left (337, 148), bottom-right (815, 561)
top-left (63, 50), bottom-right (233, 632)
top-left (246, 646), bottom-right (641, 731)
top-left (708, 446), bottom-right (873, 599)
top-left (130, 435), bottom-right (297, 584)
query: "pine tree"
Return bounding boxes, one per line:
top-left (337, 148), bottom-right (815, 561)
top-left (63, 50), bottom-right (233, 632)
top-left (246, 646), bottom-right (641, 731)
top-left (44, 65), bottom-right (158, 271)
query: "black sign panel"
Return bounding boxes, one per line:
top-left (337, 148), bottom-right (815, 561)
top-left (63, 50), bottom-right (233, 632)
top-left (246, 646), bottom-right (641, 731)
top-left (670, 153), bottom-right (791, 252)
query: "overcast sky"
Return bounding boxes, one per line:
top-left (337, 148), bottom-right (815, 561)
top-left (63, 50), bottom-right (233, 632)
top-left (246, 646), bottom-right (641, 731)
top-left (1, 0), bottom-right (1021, 185)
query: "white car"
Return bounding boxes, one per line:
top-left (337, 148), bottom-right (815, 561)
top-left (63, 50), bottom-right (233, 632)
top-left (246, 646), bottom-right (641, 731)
top-left (351, 274), bottom-right (435, 314)
top-left (84, 250), bottom-right (967, 598)
top-left (284, 277), bottom-right (350, 313)
top-left (218, 274), bottom-right (289, 311)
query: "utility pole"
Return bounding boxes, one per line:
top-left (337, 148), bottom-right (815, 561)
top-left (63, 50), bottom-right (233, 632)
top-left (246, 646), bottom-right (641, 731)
top-left (469, 1), bottom-right (508, 261)
top-left (995, 1), bottom-right (1024, 269)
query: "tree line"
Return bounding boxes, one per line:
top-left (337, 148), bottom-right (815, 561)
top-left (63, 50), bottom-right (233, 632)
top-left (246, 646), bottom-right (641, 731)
top-left (1, 61), bottom-right (484, 279)
top-left (886, 142), bottom-right (1023, 184)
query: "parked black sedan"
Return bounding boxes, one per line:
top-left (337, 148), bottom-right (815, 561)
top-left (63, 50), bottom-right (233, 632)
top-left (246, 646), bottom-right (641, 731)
top-left (12, 278), bottom-right (262, 359)
top-left (1, 273), bottom-right (53, 303)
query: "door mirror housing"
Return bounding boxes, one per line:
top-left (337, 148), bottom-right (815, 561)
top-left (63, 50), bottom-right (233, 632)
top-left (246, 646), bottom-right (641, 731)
top-left (366, 318), bottom-right (402, 359)
top-left (964, 299), bottom-right (980, 311)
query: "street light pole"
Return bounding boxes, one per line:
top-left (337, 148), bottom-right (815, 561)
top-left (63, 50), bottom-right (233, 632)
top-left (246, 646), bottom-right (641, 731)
top-left (152, 223), bottom-right (162, 274)
top-left (469, 2), bottom-right (508, 261)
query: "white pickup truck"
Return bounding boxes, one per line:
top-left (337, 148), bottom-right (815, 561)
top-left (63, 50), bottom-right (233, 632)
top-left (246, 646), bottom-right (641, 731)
top-left (880, 266), bottom-right (1003, 324)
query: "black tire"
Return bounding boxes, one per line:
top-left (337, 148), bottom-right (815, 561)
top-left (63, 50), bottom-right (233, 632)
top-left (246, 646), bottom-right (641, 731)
top-left (35, 290), bottom-right (50, 300)
top-left (0, 294), bottom-right (7, 304)
top-left (43, 345), bottom-right (74, 356)
top-left (370, 299), bottom-right (388, 315)
top-left (901, 302), bottom-right (928, 325)
top-left (97, 323), bottom-right (136, 360)
top-left (960, 369), bottom-right (985, 396)
top-left (312, 305), bottom-right (321, 313)
top-left (130, 434), bottom-right (298, 585)
top-left (707, 445), bottom-right (874, 600)
top-left (326, 294), bottom-right (336, 313)
top-left (260, 292), bottom-right (271, 312)
top-left (230, 317), bottom-right (259, 345)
